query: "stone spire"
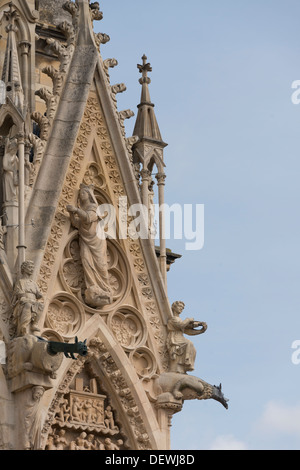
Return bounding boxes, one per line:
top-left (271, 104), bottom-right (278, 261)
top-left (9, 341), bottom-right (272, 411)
top-left (133, 54), bottom-right (165, 144)
top-left (1, 2), bottom-right (24, 112)
top-left (132, 55), bottom-right (168, 288)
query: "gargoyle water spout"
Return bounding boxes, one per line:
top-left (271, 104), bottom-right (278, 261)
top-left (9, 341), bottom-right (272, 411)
top-left (155, 372), bottom-right (229, 410)
top-left (38, 336), bottom-right (88, 360)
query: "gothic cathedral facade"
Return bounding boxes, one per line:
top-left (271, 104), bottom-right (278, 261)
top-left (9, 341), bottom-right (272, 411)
top-left (0, 0), bottom-right (228, 450)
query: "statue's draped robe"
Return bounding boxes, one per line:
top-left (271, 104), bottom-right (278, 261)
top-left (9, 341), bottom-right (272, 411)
top-left (167, 317), bottom-right (197, 372)
top-left (77, 205), bottom-right (111, 296)
top-left (3, 151), bottom-right (18, 203)
top-left (13, 278), bottom-right (42, 336)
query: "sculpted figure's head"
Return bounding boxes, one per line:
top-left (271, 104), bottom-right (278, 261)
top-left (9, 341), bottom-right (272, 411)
top-left (32, 386), bottom-right (45, 402)
top-left (79, 184), bottom-right (97, 206)
top-left (21, 260), bottom-right (34, 276)
top-left (171, 301), bottom-right (185, 315)
top-left (6, 138), bottom-right (18, 154)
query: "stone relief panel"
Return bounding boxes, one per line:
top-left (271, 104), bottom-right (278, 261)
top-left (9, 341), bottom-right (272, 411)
top-left (45, 365), bottom-right (127, 451)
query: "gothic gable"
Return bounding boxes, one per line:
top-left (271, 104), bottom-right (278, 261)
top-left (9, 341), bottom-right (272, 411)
top-left (33, 86), bottom-right (172, 449)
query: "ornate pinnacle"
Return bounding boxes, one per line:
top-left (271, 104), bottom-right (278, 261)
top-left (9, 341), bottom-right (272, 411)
top-left (137, 54), bottom-right (152, 86)
top-left (4, 2), bottom-right (19, 31)
top-left (1, 1), bottom-right (24, 111)
top-left (133, 54), bottom-right (165, 142)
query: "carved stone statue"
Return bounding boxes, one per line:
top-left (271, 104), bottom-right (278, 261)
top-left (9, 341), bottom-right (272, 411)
top-left (104, 437), bottom-right (121, 450)
top-left (167, 301), bottom-right (207, 374)
top-left (56, 398), bottom-right (70, 423)
top-left (67, 184), bottom-right (112, 308)
top-left (2, 137), bottom-right (18, 204)
top-left (104, 405), bottom-right (118, 431)
top-left (13, 81), bottom-right (24, 110)
top-left (23, 385), bottom-right (45, 450)
top-left (155, 301), bottom-right (229, 412)
top-left (148, 179), bottom-right (157, 240)
top-left (70, 431), bottom-right (87, 450)
top-left (12, 260), bottom-right (44, 337)
top-left (54, 429), bottom-right (68, 450)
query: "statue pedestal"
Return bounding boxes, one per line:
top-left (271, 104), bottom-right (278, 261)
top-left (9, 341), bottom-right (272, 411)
top-left (7, 334), bottom-right (64, 393)
top-left (155, 392), bottom-right (183, 413)
top-left (10, 369), bottom-right (56, 393)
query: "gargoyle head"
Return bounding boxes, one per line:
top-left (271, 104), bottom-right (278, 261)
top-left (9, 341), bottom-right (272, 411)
top-left (212, 383), bottom-right (229, 410)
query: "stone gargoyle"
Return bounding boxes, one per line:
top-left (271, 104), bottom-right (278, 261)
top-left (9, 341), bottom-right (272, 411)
top-left (155, 372), bottom-right (229, 410)
top-left (39, 336), bottom-right (88, 360)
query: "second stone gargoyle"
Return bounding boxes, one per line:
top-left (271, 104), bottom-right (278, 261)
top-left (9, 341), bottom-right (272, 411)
top-left (38, 337), bottom-right (88, 360)
top-left (155, 372), bottom-right (229, 410)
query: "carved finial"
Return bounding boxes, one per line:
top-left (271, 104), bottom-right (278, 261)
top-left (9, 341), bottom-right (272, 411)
top-left (89, 2), bottom-right (103, 21)
top-left (1, 2), bottom-right (25, 111)
top-left (63, 0), bottom-right (79, 18)
top-left (133, 54), bottom-right (165, 142)
top-left (137, 54), bottom-right (152, 86)
top-left (4, 2), bottom-right (19, 29)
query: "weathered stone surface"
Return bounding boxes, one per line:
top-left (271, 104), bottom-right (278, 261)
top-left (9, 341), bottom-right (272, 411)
top-left (38, 0), bottom-right (71, 26)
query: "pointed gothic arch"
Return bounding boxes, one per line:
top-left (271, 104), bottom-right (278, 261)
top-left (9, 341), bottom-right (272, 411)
top-left (39, 314), bottom-right (164, 451)
top-left (0, 100), bottom-right (24, 133)
top-left (0, 1), bottom-right (31, 41)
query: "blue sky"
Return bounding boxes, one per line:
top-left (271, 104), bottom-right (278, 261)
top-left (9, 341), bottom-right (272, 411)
top-left (97, 0), bottom-right (300, 450)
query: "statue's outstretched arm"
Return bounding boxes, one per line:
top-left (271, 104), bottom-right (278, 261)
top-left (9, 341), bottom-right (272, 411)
top-left (185, 321), bottom-right (207, 336)
top-left (67, 206), bottom-right (89, 226)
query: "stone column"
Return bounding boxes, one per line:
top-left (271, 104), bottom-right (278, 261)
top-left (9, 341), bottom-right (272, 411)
top-left (24, 140), bottom-right (32, 208)
top-left (155, 405), bottom-right (180, 450)
top-left (19, 41), bottom-right (31, 110)
top-left (156, 172), bottom-right (167, 287)
top-left (3, 136), bottom-right (19, 272)
top-left (17, 130), bottom-right (26, 271)
top-left (140, 168), bottom-right (151, 212)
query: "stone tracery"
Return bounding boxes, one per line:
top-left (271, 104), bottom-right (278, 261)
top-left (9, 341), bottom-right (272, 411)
top-left (45, 294), bottom-right (84, 340)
